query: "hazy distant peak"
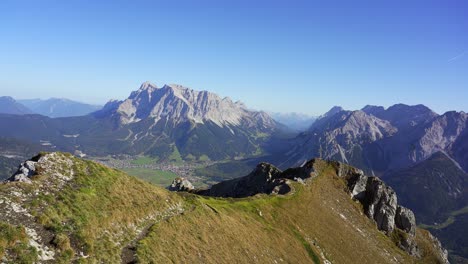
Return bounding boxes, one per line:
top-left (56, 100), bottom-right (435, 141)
top-left (0, 96), bottom-right (15, 101)
top-left (387, 103), bottom-right (433, 112)
top-left (324, 106), bottom-right (344, 117)
top-left (361, 105), bottom-right (385, 115)
top-left (17, 98), bottom-right (102, 117)
top-left (0, 96), bottom-right (35, 115)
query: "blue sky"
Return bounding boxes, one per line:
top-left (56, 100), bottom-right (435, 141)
top-left (0, 0), bottom-right (467, 115)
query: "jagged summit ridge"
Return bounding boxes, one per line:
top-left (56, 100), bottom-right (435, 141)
top-left (97, 82), bottom-right (276, 129)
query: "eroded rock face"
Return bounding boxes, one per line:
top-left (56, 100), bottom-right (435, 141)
top-left (332, 162), bottom-right (422, 256)
top-left (168, 177), bottom-right (194, 192)
top-left (201, 161), bottom-right (318, 198)
top-left (427, 232), bottom-right (450, 264)
top-left (395, 206), bottom-right (416, 236)
top-left (365, 177), bottom-right (398, 235)
top-left (204, 163), bottom-right (284, 198)
top-left (7, 160), bottom-right (38, 183)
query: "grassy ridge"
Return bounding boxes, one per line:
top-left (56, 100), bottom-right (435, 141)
top-left (136, 164), bottom-right (443, 264)
top-left (0, 154), bottom-right (448, 263)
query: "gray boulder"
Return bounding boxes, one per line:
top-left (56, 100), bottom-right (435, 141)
top-left (395, 206), bottom-right (416, 236)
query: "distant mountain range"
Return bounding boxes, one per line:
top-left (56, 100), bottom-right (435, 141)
top-left (18, 98), bottom-right (102, 118)
top-left (284, 104), bottom-right (466, 173)
top-left (0, 82), bottom-right (284, 161)
top-left (0, 96), bottom-right (102, 118)
top-left (0, 96), bottom-right (35, 115)
top-left (269, 112), bottom-right (317, 131)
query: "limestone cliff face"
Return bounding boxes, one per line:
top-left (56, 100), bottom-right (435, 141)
top-left (89, 82), bottom-right (281, 160)
top-left (287, 109), bottom-right (397, 166)
top-left (97, 82), bottom-right (277, 132)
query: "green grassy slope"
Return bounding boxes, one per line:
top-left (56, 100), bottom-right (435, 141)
top-left (0, 153), bottom-right (446, 263)
top-left (137, 162), bottom-right (445, 264)
top-left (0, 152), bottom-right (182, 263)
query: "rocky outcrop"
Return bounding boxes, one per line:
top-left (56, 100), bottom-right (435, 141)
top-left (202, 163), bottom-right (288, 198)
top-left (395, 206), bottom-right (416, 236)
top-left (199, 161), bottom-right (316, 198)
top-left (168, 177), bottom-right (194, 192)
top-left (427, 232), bottom-right (450, 264)
top-left (365, 177), bottom-right (398, 234)
top-left (5, 152), bottom-right (75, 185)
top-left (333, 162), bottom-right (422, 256)
top-left (6, 160), bottom-right (37, 183)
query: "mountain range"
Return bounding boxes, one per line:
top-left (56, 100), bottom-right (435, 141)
top-left (0, 82), bottom-right (285, 161)
top-left (269, 112), bottom-right (317, 131)
top-left (0, 82), bottom-right (466, 262)
top-left (18, 98), bottom-right (102, 118)
top-left (0, 97), bottom-right (102, 118)
top-left (0, 96), bottom-right (35, 115)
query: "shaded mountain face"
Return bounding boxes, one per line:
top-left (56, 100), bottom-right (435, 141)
top-left (363, 104), bottom-right (437, 131)
top-left (383, 151), bottom-right (467, 224)
top-left (0, 152), bottom-right (449, 263)
top-left (18, 98), bottom-right (102, 118)
top-left (383, 151), bottom-right (468, 261)
top-left (0, 96), bottom-right (34, 115)
top-left (0, 82), bottom-right (282, 161)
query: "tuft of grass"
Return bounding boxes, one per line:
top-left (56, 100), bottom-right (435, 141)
top-left (123, 168), bottom-right (178, 187)
top-left (292, 228), bottom-right (321, 264)
top-left (0, 222), bottom-right (38, 264)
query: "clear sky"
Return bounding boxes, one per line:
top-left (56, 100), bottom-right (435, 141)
top-left (0, 0), bottom-right (467, 115)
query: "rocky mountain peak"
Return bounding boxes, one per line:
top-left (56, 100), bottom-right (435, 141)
top-left (5, 152), bottom-right (75, 185)
top-left (139, 81), bottom-right (158, 90)
top-left (0, 96), bottom-right (15, 102)
top-left (373, 103), bottom-right (438, 129)
top-left (323, 106), bottom-right (344, 117)
top-left (0, 96), bottom-right (35, 115)
top-left (97, 82), bottom-right (277, 130)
